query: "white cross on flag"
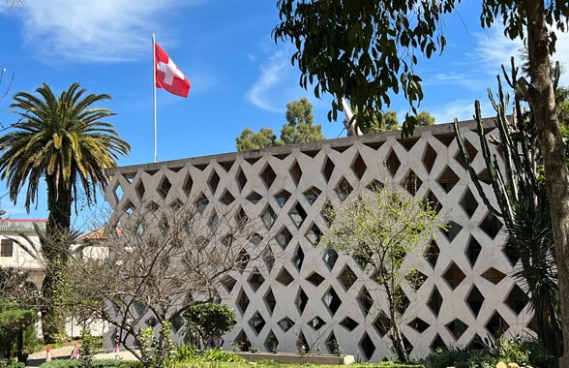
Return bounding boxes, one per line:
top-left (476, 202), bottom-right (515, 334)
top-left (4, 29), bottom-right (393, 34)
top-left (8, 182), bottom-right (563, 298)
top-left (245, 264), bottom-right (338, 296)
top-left (155, 42), bottom-right (191, 98)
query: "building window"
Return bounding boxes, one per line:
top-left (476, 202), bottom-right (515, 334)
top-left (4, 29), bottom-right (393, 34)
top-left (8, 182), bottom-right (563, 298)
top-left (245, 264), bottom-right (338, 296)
top-left (1, 239), bottom-right (13, 257)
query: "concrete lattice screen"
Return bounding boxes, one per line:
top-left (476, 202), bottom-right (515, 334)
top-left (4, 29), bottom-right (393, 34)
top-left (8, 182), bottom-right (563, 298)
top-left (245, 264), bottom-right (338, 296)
top-left (105, 120), bottom-right (533, 361)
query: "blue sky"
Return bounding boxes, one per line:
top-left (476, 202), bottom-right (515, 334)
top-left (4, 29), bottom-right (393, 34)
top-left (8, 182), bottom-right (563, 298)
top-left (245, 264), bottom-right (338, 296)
top-left (0, 0), bottom-right (568, 224)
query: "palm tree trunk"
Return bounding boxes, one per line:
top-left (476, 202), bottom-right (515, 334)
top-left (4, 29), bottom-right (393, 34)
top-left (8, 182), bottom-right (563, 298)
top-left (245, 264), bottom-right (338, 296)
top-left (41, 176), bottom-right (73, 343)
top-left (523, 0), bottom-right (569, 365)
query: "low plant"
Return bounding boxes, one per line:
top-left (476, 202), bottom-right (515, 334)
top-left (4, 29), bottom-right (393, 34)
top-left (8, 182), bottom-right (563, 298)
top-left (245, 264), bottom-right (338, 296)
top-left (0, 360), bottom-right (24, 368)
top-left (174, 342), bottom-right (196, 363)
top-left (200, 348), bottom-right (245, 362)
top-left (39, 359), bottom-right (141, 368)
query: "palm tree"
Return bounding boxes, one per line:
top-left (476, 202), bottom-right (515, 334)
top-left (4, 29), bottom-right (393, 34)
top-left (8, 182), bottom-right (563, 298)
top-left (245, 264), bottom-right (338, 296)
top-left (0, 82), bottom-right (130, 342)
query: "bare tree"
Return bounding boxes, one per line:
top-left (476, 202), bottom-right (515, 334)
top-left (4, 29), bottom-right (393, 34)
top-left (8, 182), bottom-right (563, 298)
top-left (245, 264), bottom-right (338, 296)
top-left (65, 201), bottom-right (265, 363)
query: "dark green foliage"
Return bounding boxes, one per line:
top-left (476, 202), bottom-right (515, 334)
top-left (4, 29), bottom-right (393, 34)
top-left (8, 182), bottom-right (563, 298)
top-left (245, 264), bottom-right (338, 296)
top-left (39, 359), bottom-right (141, 368)
top-left (424, 337), bottom-right (557, 368)
top-left (199, 349), bottom-right (245, 362)
top-left (184, 303), bottom-right (236, 350)
top-left (0, 360), bottom-right (24, 368)
top-left (454, 59), bottom-right (562, 356)
top-left (273, 0), bottom-right (455, 134)
top-left (236, 97), bottom-right (324, 151)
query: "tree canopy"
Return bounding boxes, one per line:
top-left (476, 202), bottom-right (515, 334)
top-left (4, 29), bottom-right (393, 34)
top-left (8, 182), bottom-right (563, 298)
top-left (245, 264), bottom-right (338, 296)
top-left (236, 97), bottom-right (324, 151)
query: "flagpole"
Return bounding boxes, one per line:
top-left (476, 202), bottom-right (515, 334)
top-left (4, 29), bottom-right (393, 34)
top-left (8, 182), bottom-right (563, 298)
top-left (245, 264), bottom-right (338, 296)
top-left (152, 33), bottom-right (158, 163)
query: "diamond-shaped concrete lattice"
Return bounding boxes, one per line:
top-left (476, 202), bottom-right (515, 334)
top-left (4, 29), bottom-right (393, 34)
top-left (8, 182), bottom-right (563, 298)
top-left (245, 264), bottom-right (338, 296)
top-left (351, 153), bottom-right (367, 180)
top-left (265, 330), bottom-right (279, 352)
top-left (424, 190), bottom-right (443, 214)
top-left (337, 265), bottom-right (357, 290)
top-left (357, 286), bottom-right (373, 315)
top-left (264, 289), bottom-right (276, 314)
top-left (481, 267), bottom-right (507, 284)
top-left (446, 318), bottom-right (468, 340)
top-left (373, 310), bottom-right (391, 337)
top-left (220, 275), bottom-right (237, 293)
top-left (276, 227), bottom-right (292, 249)
top-left (305, 223), bottom-right (322, 245)
top-left (306, 272), bottom-right (325, 286)
top-left (359, 332), bottom-right (376, 360)
top-left (386, 149), bottom-right (401, 176)
top-left (323, 248), bottom-right (338, 270)
top-left (208, 171), bottom-right (220, 194)
top-left (237, 289), bottom-right (250, 314)
top-left (195, 193), bottom-right (208, 214)
top-left (308, 316), bottom-right (326, 330)
top-left (426, 240), bottom-right (440, 268)
top-left (278, 317), bottom-right (295, 332)
top-left (438, 166), bottom-right (459, 193)
top-left (467, 285), bottom-right (484, 317)
top-left (408, 317), bottom-right (430, 333)
top-left (220, 190), bottom-right (235, 205)
top-left (182, 172), bottom-right (193, 195)
top-left (247, 191), bottom-right (262, 204)
top-left (366, 179), bottom-right (384, 192)
top-left (323, 287), bottom-right (341, 315)
top-left (289, 202), bottom-right (307, 228)
top-left (444, 221), bottom-right (463, 242)
top-left (263, 248), bottom-right (275, 272)
top-left (303, 186), bottom-right (321, 205)
top-left (274, 189), bottom-right (291, 207)
top-left (236, 168), bottom-right (247, 192)
top-left (505, 284), bottom-right (529, 314)
top-left (135, 180), bottom-right (145, 200)
top-left (466, 236), bottom-right (482, 266)
top-left (321, 200), bottom-right (334, 227)
top-left (278, 317), bottom-right (294, 332)
top-left (423, 143), bottom-right (437, 173)
top-left (340, 316), bottom-right (359, 331)
top-left (296, 288), bottom-right (309, 313)
top-left (401, 170), bottom-right (422, 195)
top-left (335, 177), bottom-right (353, 201)
top-left (260, 164), bottom-right (276, 189)
top-left (480, 212), bottom-right (503, 239)
top-left (276, 268), bottom-right (294, 286)
top-left (443, 262), bottom-right (466, 290)
top-left (289, 160), bottom-right (302, 186)
top-left (249, 312), bottom-right (266, 335)
top-left (430, 334), bottom-right (447, 351)
top-left (460, 188), bottom-right (479, 218)
top-left (248, 269), bottom-right (265, 292)
top-left (157, 176), bottom-right (171, 199)
top-left (428, 287), bottom-right (443, 317)
top-left (325, 332), bottom-right (339, 354)
top-left (405, 270), bottom-right (427, 291)
top-left (322, 157), bottom-right (335, 183)
top-left (234, 330), bottom-right (251, 351)
top-left (261, 206), bottom-right (277, 230)
top-left (293, 245), bottom-right (305, 270)
top-left (486, 311), bottom-right (509, 339)
top-left (454, 139), bottom-right (479, 169)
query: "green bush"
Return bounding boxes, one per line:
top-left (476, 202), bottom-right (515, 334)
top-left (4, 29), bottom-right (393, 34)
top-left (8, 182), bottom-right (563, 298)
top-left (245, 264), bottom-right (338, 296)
top-left (40, 359), bottom-right (141, 368)
top-left (199, 349), bottom-right (244, 363)
top-left (184, 303), bottom-right (235, 350)
top-left (424, 348), bottom-right (474, 368)
top-left (0, 359), bottom-right (25, 368)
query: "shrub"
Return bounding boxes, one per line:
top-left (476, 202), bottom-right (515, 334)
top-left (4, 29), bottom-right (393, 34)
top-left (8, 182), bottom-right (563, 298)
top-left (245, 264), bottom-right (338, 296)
top-left (184, 303), bottom-right (235, 350)
top-left (39, 359), bottom-right (141, 368)
top-left (424, 348), bottom-right (474, 368)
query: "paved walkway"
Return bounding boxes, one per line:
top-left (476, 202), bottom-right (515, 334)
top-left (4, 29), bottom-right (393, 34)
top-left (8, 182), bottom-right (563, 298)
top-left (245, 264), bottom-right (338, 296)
top-left (27, 346), bottom-right (137, 367)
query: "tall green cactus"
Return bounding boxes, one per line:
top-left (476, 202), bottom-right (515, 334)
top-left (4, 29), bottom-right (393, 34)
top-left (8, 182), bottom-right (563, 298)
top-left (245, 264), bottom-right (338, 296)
top-left (454, 57), bottom-right (562, 356)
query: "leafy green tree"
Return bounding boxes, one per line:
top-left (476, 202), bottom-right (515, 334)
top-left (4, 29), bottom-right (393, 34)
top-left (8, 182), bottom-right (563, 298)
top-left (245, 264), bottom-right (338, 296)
top-left (236, 98), bottom-right (324, 151)
top-left (358, 110), bottom-right (434, 134)
top-left (183, 303), bottom-right (235, 350)
top-left (322, 187), bottom-right (444, 362)
top-left (0, 82), bottom-right (130, 343)
top-left (235, 127), bottom-right (278, 151)
top-left (0, 268), bottom-right (39, 360)
top-left (280, 97), bottom-right (324, 144)
top-left (274, 3), bottom-right (569, 363)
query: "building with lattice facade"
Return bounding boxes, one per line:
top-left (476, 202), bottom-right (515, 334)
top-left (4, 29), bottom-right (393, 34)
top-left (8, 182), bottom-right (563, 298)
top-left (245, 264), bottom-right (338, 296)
top-left (104, 120), bottom-right (533, 361)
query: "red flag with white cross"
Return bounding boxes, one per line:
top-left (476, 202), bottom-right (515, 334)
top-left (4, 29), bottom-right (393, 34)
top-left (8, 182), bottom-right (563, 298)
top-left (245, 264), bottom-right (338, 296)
top-left (155, 42), bottom-right (191, 98)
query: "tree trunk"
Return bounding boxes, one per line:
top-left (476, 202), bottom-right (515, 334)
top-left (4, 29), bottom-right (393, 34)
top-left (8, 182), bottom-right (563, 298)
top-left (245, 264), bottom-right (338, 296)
top-left (41, 175), bottom-right (73, 343)
top-left (384, 281), bottom-right (408, 363)
top-left (523, 0), bottom-right (569, 365)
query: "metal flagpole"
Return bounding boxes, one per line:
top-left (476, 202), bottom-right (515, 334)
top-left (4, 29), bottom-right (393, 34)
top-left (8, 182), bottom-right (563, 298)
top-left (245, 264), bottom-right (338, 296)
top-left (152, 33), bottom-right (158, 162)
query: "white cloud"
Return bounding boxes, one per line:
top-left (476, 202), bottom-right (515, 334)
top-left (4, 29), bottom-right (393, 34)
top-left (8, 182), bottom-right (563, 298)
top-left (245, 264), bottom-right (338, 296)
top-left (12, 0), bottom-right (197, 63)
top-left (246, 47), bottom-right (295, 112)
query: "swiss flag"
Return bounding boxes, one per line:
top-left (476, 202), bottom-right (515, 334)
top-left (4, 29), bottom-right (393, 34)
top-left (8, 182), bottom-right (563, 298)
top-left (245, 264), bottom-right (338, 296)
top-left (155, 42), bottom-right (191, 98)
